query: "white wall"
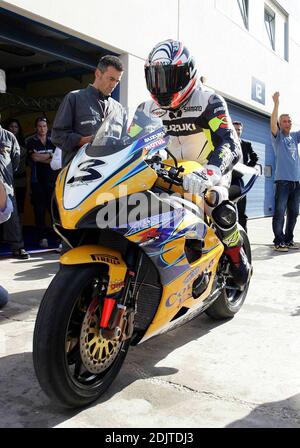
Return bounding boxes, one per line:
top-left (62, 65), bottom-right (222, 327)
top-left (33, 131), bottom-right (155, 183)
top-left (1, 0), bottom-right (179, 56)
top-left (119, 53), bottom-right (149, 124)
top-left (179, 0), bottom-right (300, 127)
top-left (2, 0), bottom-right (300, 127)
top-left (1, 0), bottom-right (180, 124)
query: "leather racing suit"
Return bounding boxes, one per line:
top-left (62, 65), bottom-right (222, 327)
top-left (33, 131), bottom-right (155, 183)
top-left (136, 82), bottom-right (250, 288)
top-left (140, 83), bottom-right (242, 246)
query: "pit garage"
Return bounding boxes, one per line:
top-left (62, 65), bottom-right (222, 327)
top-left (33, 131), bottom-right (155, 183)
top-left (0, 7), bottom-right (118, 235)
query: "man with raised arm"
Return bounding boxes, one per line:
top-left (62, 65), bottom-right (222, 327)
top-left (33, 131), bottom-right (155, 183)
top-left (270, 91), bottom-right (300, 251)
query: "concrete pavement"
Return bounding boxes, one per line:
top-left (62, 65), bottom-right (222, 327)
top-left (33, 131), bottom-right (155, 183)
top-left (0, 217), bottom-right (299, 428)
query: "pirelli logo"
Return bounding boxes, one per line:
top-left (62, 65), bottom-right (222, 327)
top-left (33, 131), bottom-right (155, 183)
top-left (90, 254), bottom-right (121, 264)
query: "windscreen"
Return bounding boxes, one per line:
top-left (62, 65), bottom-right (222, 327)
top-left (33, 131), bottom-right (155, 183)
top-left (88, 103), bottom-right (164, 158)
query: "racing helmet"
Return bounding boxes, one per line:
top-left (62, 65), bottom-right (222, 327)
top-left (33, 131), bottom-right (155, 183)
top-left (144, 39), bottom-right (197, 110)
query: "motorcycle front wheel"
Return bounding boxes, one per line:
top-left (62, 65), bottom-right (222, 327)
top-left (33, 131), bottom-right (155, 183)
top-left (33, 264), bottom-right (130, 409)
top-left (205, 227), bottom-right (252, 320)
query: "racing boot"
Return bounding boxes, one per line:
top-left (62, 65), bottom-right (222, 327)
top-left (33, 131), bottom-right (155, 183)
top-left (224, 244), bottom-right (251, 290)
top-left (210, 200), bottom-right (251, 290)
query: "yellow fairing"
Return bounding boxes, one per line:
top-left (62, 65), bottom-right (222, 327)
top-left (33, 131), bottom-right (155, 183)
top-left (55, 159), bottom-right (157, 229)
top-left (57, 156), bottom-right (224, 339)
top-left (127, 168), bottom-right (224, 341)
top-left (142, 226), bottom-right (223, 340)
top-left (125, 159), bottom-right (224, 340)
top-left (60, 245), bottom-right (127, 295)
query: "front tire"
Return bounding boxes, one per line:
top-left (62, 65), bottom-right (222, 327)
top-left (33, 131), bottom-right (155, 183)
top-left (33, 264), bottom-right (130, 409)
top-left (205, 228), bottom-right (252, 320)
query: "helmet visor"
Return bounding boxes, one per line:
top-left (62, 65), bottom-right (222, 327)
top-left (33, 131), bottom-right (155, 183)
top-left (145, 64), bottom-right (190, 95)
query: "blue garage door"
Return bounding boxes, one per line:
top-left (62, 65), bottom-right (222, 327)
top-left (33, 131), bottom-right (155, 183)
top-left (227, 102), bottom-right (275, 218)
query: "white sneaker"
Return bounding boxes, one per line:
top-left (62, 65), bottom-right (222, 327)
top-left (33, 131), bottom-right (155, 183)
top-left (286, 242), bottom-right (300, 250)
top-left (273, 243), bottom-right (288, 252)
top-left (39, 238), bottom-right (48, 249)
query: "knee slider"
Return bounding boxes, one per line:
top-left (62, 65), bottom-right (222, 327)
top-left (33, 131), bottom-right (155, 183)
top-left (211, 200), bottom-right (237, 230)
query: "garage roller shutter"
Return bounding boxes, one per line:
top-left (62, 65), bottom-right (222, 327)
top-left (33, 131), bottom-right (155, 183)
top-left (228, 102), bottom-right (275, 218)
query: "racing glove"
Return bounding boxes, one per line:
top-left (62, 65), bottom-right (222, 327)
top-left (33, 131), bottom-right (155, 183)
top-left (183, 165), bottom-right (222, 195)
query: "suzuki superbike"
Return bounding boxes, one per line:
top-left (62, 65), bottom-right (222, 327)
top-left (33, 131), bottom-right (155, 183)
top-left (33, 106), bottom-right (258, 408)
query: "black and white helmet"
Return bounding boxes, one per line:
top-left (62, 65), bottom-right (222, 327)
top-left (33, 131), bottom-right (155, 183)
top-left (145, 39), bottom-right (197, 109)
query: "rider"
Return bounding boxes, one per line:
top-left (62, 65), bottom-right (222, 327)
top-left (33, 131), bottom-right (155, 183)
top-left (142, 39), bottom-right (250, 289)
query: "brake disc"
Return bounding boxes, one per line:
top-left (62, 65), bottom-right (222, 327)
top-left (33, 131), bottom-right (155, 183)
top-left (79, 298), bottom-right (121, 374)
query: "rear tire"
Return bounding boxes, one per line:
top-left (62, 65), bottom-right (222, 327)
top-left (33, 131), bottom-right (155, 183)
top-left (205, 228), bottom-right (252, 320)
top-left (33, 264), bottom-right (130, 409)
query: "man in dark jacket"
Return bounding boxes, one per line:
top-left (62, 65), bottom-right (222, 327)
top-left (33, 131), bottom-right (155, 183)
top-left (26, 117), bottom-right (57, 249)
top-left (232, 121), bottom-right (259, 232)
top-left (51, 55), bottom-right (128, 167)
top-left (0, 116), bottom-right (29, 259)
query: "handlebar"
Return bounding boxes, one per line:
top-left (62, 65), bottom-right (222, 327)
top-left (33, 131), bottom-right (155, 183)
top-left (148, 155), bottom-right (259, 200)
top-left (147, 155), bottom-right (184, 186)
top-left (157, 169), bottom-right (183, 186)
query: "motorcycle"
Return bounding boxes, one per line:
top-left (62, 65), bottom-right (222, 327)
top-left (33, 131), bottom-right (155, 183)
top-left (33, 105), bottom-right (258, 408)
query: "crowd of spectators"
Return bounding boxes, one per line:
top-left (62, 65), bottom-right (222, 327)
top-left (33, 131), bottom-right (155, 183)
top-left (0, 114), bottom-right (58, 259)
top-left (0, 55), bottom-right (126, 260)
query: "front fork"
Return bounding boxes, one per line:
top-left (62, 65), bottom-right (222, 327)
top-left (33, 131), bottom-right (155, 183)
top-left (60, 244), bottom-right (140, 342)
top-left (99, 250), bottom-right (144, 341)
top-left (100, 267), bottom-right (139, 343)
top-left (100, 301), bottom-right (135, 341)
